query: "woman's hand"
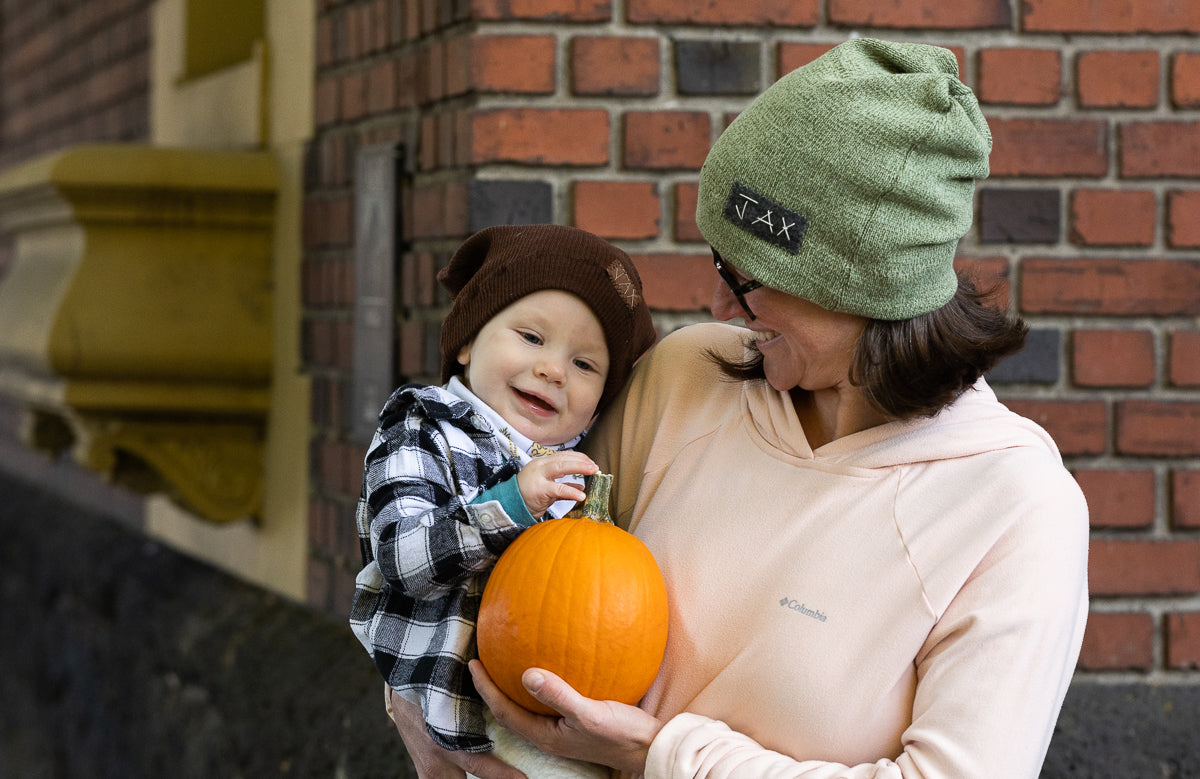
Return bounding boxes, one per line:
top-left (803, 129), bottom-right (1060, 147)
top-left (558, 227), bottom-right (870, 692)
top-left (385, 686), bottom-right (526, 779)
top-left (469, 660), bottom-right (663, 776)
top-left (516, 451), bottom-right (599, 517)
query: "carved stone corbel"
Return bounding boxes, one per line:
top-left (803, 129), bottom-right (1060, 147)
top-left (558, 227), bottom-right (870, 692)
top-left (0, 144), bottom-right (277, 522)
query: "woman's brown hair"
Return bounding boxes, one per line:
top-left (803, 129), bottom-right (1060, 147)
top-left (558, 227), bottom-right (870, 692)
top-left (708, 272), bottom-right (1028, 420)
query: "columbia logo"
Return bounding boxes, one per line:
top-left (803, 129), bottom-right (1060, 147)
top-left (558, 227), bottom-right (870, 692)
top-left (780, 596), bottom-right (828, 622)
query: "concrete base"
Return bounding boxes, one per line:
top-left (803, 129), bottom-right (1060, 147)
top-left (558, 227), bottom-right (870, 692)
top-left (0, 468), bottom-right (407, 779)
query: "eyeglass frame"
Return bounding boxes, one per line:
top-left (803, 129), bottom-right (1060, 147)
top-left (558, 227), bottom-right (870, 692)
top-left (711, 248), bottom-right (763, 321)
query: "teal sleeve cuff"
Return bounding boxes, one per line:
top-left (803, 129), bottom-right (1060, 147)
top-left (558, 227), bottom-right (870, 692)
top-left (473, 475), bottom-right (537, 527)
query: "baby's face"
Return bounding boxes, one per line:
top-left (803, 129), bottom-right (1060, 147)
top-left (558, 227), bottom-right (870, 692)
top-left (457, 289), bottom-right (609, 446)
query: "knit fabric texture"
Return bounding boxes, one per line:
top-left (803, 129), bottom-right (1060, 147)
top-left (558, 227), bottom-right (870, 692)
top-left (696, 37), bottom-right (993, 320)
top-left (438, 224), bottom-right (656, 412)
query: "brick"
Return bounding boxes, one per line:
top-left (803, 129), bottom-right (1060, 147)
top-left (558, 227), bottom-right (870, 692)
top-left (411, 180), bottom-right (467, 239)
top-left (676, 40), bottom-right (761, 96)
top-left (470, 108), bottom-right (610, 166)
top-left (452, 108), bottom-right (473, 167)
top-left (316, 15), bottom-right (337, 67)
top-left (1002, 399), bottom-right (1108, 456)
top-left (441, 178), bottom-right (469, 237)
top-left (978, 188), bottom-right (1060, 244)
top-left (1078, 612), bottom-right (1155, 671)
top-left (436, 112), bottom-right (457, 172)
top-left (307, 495), bottom-right (338, 554)
top-left (1020, 258), bottom-right (1200, 316)
top-left (1070, 189), bottom-right (1156, 247)
top-left (336, 318), bottom-right (355, 372)
top-left (1167, 612), bottom-right (1200, 669)
top-left (674, 182), bottom-right (702, 242)
top-left (1169, 331), bottom-right (1200, 387)
top-left (1088, 539), bottom-right (1200, 596)
top-left (777, 42), bottom-right (836, 78)
top-left (315, 75), bottom-right (341, 127)
top-left (1121, 121), bottom-right (1200, 178)
top-left (953, 255), bottom-right (1012, 308)
top-left (371, 0), bottom-right (392, 53)
top-left (470, 34), bottom-right (556, 94)
top-left (977, 48), bottom-right (1061, 106)
top-left (1171, 52), bottom-right (1200, 108)
top-left (444, 34), bottom-right (471, 97)
top-left (418, 114), bottom-right (438, 171)
top-left (988, 328), bottom-right (1060, 385)
top-left (623, 111), bottom-right (711, 171)
top-left (399, 251), bottom-right (439, 309)
top-left (303, 318), bottom-right (333, 369)
top-left (396, 52), bottom-right (419, 108)
top-left (1077, 50), bottom-right (1159, 109)
top-left (341, 69), bottom-right (366, 120)
top-left (1166, 190), bottom-right (1200, 248)
top-left (423, 40), bottom-right (446, 103)
top-left (1072, 329), bottom-right (1156, 388)
top-left (1172, 470), bottom-right (1200, 528)
top-left (572, 180), bottom-right (660, 240)
top-left (1073, 469), bottom-right (1156, 529)
top-left (1117, 400), bottom-right (1200, 456)
top-left (571, 36), bottom-right (659, 96)
top-left (309, 375), bottom-right (338, 429)
top-left (1023, 0), bottom-right (1200, 33)
top-left (326, 196), bottom-right (354, 247)
top-left (472, 0), bottom-right (610, 21)
top-left (631, 252), bottom-right (713, 311)
top-left (398, 319), bottom-right (426, 377)
top-left (467, 179), bottom-right (553, 231)
top-left (829, 0), bottom-right (1010, 28)
top-left (627, 0), bottom-right (819, 26)
top-left (989, 119), bottom-right (1108, 178)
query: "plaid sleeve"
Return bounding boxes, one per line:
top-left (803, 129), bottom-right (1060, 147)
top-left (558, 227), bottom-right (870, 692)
top-left (350, 385), bottom-right (534, 752)
top-left (359, 393), bottom-right (524, 599)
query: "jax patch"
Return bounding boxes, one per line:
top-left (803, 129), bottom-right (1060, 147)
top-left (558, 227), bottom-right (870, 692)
top-left (723, 181), bottom-right (807, 254)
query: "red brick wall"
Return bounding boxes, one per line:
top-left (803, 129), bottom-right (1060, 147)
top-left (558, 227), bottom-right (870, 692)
top-left (0, 0), bottom-right (153, 278)
top-left (0, 0), bottom-right (153, 169)
top-left (302, 0), bottom-right (1200, 678)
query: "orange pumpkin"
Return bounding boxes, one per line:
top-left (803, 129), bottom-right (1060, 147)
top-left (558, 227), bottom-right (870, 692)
top-left (476, 473), bottom-right (669, 716)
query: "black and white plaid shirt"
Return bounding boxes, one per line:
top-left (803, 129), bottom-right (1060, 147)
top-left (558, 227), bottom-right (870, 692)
top-left (350, 382), bottom-right (538, 753)
top-left (348, 379), bottom-right (590, 753)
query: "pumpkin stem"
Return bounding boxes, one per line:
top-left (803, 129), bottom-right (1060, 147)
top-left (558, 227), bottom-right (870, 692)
top-left (564, 472), bottom-right (614, 524)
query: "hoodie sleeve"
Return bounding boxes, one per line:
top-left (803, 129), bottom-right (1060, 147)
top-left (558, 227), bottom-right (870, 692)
top-left (643, 466), bottom-right (1089, 779)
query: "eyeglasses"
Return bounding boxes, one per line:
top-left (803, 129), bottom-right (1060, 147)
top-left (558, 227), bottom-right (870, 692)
top-left (712, 248), bottom-right (763, 321)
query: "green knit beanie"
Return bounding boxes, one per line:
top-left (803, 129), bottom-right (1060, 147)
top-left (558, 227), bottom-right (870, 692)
top-left (696, 38), bottom-right (992, 320)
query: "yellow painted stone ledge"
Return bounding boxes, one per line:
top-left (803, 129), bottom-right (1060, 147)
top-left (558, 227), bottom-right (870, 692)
top-left (0, 144), bottom-right (278, 522)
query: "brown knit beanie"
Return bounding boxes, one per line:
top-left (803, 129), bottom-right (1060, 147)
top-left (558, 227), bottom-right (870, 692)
top-left (438, 224), bottom-right (656, 412)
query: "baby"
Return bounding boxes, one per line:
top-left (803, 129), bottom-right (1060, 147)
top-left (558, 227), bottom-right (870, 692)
top-left (350, 224), bottom-right (656, 776)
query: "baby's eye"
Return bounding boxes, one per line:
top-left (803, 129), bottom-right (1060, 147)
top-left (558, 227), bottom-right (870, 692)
top-left (573, 358), bottom-right (596, 372)
top-left (520, 331), bottom-right (543, 346)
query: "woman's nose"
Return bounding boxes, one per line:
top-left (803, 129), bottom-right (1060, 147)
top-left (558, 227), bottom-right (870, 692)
top-left (710, 279), bottom-right (740, 321)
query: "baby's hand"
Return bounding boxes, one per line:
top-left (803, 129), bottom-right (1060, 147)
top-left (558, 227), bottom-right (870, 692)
top-left (517, 451), bottom-right (599, 517)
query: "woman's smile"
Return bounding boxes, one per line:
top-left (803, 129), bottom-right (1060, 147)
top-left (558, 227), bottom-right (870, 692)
top-left (750, 329), bottom-right (781, 345)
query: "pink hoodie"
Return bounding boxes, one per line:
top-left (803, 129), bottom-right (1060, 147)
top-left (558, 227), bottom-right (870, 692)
top-left (585, 323), bottom-right (1089, 779)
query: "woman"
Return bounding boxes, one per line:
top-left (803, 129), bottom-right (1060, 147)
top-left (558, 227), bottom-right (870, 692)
top-left (389, 37), bottom-right (1089, 779)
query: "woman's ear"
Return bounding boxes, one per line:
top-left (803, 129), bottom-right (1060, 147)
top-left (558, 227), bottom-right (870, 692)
top-left (457, 341), bottom-right (473, 367)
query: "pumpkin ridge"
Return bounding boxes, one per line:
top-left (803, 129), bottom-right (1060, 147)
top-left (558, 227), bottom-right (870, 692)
top-left (477, 473), bottom-right (668, 716)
